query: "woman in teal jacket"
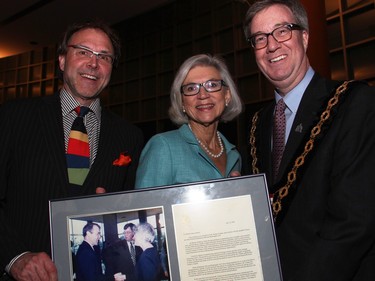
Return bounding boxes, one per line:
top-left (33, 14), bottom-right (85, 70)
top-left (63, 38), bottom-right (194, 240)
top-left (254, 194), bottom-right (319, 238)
top-left (135, 54), bottom-right (243, 188)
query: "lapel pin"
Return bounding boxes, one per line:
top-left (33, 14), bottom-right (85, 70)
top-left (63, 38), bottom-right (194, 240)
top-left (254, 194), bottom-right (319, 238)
top-left (295, 123), bottom-right (303, 133)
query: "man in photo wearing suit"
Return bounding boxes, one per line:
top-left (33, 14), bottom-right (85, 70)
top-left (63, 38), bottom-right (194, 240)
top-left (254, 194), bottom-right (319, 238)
top-left (0, 20), bottom-right (143, 281)
top-left (243, 0), bottom-right (375, 280)
top-left (75, 223), bottom-right (105, 281)
top-left (103, 223), bottom-right (143, 281)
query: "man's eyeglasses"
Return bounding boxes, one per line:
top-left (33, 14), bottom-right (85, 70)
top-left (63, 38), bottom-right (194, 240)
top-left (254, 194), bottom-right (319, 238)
top-left (67, 45), bottom-right (115, 65)
top-left (180, 80), bottom-right (227, 96)
top-left (247, 23), bottom-right (303, 50)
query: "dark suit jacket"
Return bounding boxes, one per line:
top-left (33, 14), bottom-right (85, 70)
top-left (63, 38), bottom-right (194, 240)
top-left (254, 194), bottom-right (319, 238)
top-left (103, 240), bottom-right (142, 281)
top-left (0, 93), bottom-right (143, 270)
top-left (75, 241), bottom-right (104, 281)
top-left (249, 74), bottom-right (375, 281)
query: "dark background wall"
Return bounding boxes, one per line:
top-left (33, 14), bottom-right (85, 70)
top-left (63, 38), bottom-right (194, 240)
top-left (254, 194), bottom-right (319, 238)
top-left (0, 0), bottom-right (374, 155)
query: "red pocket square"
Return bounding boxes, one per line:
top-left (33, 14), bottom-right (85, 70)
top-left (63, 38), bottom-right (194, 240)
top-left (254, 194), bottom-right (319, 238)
top-left (113, 152), bottom-right (132, 166)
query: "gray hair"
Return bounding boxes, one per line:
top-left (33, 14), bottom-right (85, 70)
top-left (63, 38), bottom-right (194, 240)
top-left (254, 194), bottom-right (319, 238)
top-left (243, 0), bottom-right (309, 40)
top-left (169, 54), bottom-right (243, 125)
top-left (136, 223), bottom-right (155, 243)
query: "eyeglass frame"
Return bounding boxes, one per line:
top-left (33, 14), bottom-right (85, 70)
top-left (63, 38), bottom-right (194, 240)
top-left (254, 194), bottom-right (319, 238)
top-left (247, 23), bottom-right (303, 50)
top-left (180, 79), bottom-right (228, 96)
top-left (67, 44), bottom-right (115, 65)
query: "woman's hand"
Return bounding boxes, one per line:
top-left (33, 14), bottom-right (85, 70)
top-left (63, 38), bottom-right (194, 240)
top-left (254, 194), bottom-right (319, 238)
top-left (229, 171), bottom-right (241, 177)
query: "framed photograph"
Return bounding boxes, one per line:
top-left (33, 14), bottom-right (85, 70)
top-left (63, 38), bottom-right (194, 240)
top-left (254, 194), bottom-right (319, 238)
top-left (49, 174), bottom-right (282, 281)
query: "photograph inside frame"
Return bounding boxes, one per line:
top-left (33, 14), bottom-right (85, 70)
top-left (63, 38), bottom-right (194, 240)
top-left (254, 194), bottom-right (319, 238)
top-left (68, 207), bottom-right (166, 281)
top-left (49, 174), bottom-right (282, 281)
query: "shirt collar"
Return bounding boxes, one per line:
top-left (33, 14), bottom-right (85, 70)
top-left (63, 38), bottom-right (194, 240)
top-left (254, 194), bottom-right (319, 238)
top-left (274, 67), bottom-right (314, 114)
top-left (60, 88), bottom-right (101, 120)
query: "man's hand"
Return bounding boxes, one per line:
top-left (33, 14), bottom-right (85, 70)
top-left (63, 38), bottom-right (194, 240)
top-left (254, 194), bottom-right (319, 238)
top-left (10, 252), bottom-right (58, 281)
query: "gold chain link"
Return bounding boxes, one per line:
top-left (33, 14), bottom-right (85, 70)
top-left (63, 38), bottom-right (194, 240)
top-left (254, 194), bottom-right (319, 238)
top-left (250, 112), bottom-right (260, 174)
top-left (249, 80), bottom-right (352, 222)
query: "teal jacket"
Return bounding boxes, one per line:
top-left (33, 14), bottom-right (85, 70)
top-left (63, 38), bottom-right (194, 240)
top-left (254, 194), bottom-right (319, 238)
top-left (135, 124), bottom-right (241, 189)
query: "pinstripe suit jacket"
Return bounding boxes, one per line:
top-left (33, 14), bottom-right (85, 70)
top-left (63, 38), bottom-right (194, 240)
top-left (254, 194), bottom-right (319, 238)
top-left (0, 93), bottom-right (143, 270)
top-left (249, 74), bottom-right (375, 280)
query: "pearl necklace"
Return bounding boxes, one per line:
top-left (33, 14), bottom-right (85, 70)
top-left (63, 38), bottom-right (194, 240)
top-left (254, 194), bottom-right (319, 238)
top-left (188, 124), bottom-right (224, 158)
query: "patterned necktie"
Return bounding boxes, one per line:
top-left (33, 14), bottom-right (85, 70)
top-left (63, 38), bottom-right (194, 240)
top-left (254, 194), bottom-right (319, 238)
top-left (66, 106), bottom-right (90, 186)
top-left (130, 242), bottom-right (136, 265)
top-left (272, 99), bottom-right (286, 180)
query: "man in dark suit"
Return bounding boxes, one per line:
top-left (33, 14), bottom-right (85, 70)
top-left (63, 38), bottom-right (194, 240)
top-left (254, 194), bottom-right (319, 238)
top-left (243, 1), bottom-right (375, 280)
top-left (103, 223), bottom-right (142, 281)
top-left (0, 20), bottom-right (143, 280)
top-left (75, 222), bottom-right (106, 281)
